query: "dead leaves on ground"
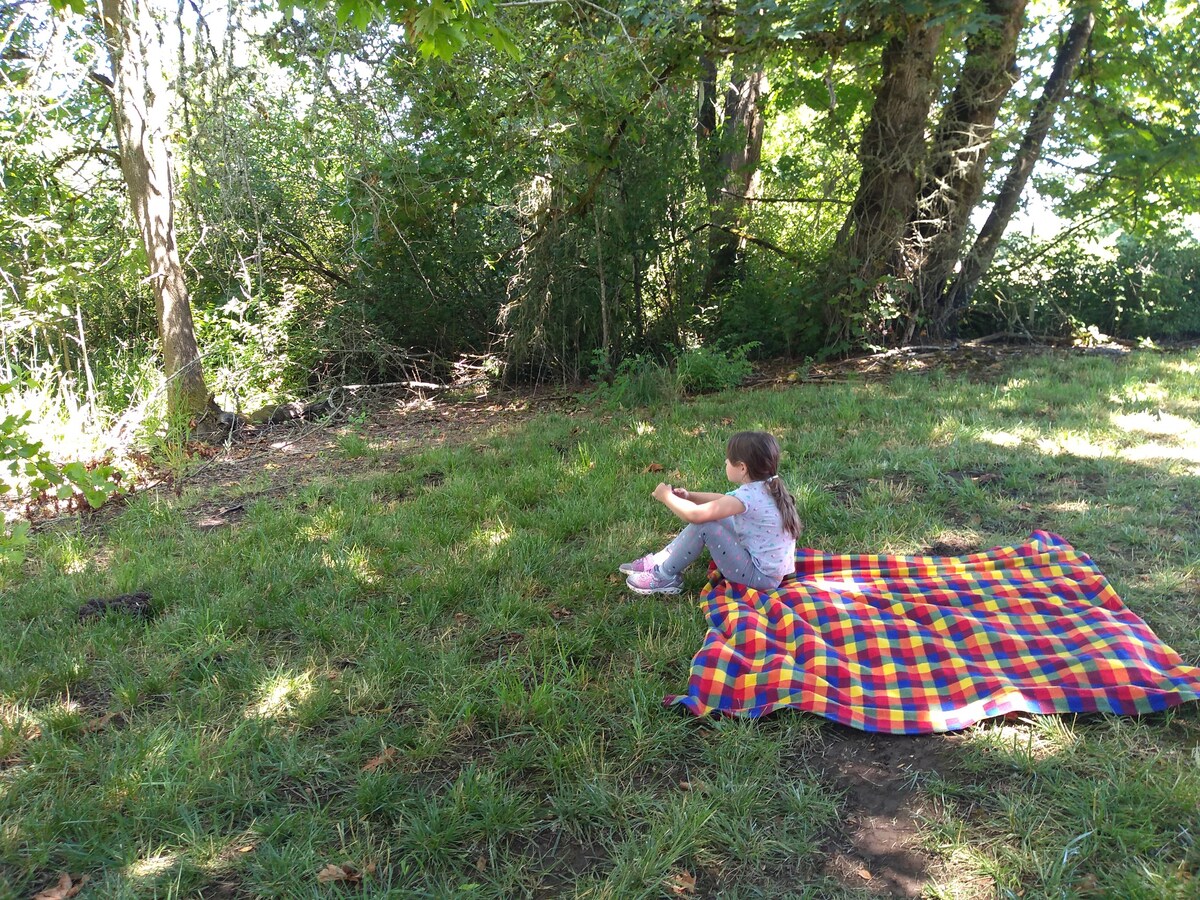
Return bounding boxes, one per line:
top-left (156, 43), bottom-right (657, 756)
top-left (32, 874), bottom-right (87, 899)
top-left (665, 870), bottom-right (697, 895)
top-left (316, 861), bottom-right (375, 885)
top-left (360, 747), bottom-right (398, 772)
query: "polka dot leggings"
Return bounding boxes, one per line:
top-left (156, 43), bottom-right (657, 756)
top-left (653, 519), bottom-right (781, 591)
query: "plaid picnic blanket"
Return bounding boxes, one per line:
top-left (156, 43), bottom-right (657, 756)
top-left (665, 531), bottom-right (1200, 732)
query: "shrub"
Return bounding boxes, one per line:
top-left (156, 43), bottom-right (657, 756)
top-left (675, 342), bottom-right (759, 395)
top-left (589, 353), bottom-right (680, 408)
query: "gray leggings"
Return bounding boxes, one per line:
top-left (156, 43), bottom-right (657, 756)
top-left (654, 519), bottom-right (781, 591)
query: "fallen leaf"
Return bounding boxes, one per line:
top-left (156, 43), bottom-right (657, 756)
top-left (666, 870), bottom-right (696, 895)
top-left (316, 862), bottom-right (362, 884)
top-left (33, 873), bottom-right (87, 899)
top-left (645, 463), bottom-right (664, 473)
top-left (475, 855), bottom-right (488, 872)
top-left (83, 712), bottom-right (117, 733)
top-left (361, 747), bottom-right (398, 772)
top-left (237, 845), bottom-right (255, 853)
top-left (720, 417), bottom-right (733, 426)
top-left (857, 867), bottom-right (872, 880)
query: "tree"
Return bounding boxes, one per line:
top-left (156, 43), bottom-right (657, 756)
top-left (46, 0), bottom-right (514, 421)
top-left (905, 0), bottom-right (1027, 340)
top-left (700, 59), bottom-right (769, 298)
top-left (97, 0), bottom-right (210, 420)
top-left (827, 11), bottom-right (944, 344)
top-left (944, 5), bottom-right (1095, 324)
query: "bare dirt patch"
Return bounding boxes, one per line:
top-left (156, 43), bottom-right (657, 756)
top-left (817, 727), bottom-right (970, 898)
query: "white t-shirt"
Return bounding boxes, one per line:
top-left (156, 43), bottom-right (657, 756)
top-left (727, 481), bottom-right (796, 580)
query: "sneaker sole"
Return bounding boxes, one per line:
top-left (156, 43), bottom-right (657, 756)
top-left (626, 582), bottom-right (682, 595)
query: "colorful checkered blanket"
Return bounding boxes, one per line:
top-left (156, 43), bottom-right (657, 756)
top-left (665, 531), bottom-right (1200, 733)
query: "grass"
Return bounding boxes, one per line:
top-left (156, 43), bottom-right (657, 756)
top-left (2, 348), bottom-right (1199, 897)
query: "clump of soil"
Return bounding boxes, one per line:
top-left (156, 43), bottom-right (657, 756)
top-left (77, 590), bottom-right (154, 621)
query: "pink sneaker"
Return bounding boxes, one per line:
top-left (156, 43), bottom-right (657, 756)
top-left (626, 569), bottom-right (683, 595)
top-left (619, 554), bottom-right (657, 575)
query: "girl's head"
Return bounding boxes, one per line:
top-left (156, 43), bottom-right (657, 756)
top-left (726, 431), bottom-right (803, 539)
top-left (726, 431), bottom-right (781, 481)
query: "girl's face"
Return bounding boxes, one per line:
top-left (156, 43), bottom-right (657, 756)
top-left (725, 458), bottom-right (749, 484)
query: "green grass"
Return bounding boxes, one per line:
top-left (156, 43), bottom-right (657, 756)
top-left (2, 349), bottom-right (1199, 897)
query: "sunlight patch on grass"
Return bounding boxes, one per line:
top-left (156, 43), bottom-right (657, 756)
top-left (633, 420), bottom-right (656, 435)
top-left (126, 852), bottom-right (178, 879)
top-left (979, 429), bottom-right (1025, 449)
top-left (1110, 380), bottom-right (1173, 408)
top-left (1112, 409), bottom-right (1200, 440)
top-left (471, 518), bottom-right (512, 550)
top-left (1120, 441), bottom-right (1200, 470)
top-left (300, 507), bottom-right (347, 541)
top-left (1035, 432), bottom-right (1109, 459)
top-left (1046, 500), bottom-right (1090, 514)
top-left (247, 669), bottom-right (315, 721)
top-left (961, 716), bottom-right (1081, 766)
top-left (320, 545), bottom-right (379, 586)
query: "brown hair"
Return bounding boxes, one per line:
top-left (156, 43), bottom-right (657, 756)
top-left (726, 431), bottom-right (803, 539)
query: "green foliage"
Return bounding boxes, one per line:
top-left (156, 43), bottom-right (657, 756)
top-left (0, 377), bottom-right (119, 568)
top-left (971, 231), bottom-right (1200, 341)
top-left (0, 381), bottom-right (118, 509)
top-left (589, 342), bottom-right (759, 408)
top-left (675, 342), bottom-right (759, 395)
top-left (589, 352), bottom-right (680, 409)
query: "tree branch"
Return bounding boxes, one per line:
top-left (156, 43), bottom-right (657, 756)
top-left (720, 188), bottom-right (850, 205)
top-left (707, 222), bottom-right (801, 264)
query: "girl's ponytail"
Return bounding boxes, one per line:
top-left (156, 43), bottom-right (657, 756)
top-left (766, 475), bottom-right (803, 539)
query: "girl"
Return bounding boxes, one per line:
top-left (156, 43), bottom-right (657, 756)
top-left (622, 431), bottom-right (802, 595)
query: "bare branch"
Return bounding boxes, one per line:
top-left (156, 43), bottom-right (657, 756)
top-left (720, 188), bottom-right (849, 206)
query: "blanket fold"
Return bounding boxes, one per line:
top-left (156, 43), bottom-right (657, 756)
top-left (665, 531), bottom-right (1200, 733)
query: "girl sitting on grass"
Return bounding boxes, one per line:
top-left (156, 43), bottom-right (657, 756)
top-left (622, 431), bottom-right (802, 595)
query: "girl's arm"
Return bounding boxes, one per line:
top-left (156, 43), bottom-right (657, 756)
top-left (653, 483), bottom-right (745, 524)
top-left (679, 490), bottom-right (726, 503)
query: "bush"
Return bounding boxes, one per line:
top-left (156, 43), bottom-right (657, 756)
top-left (589, 353), bottom-right (679, 408)
top-left (675, 342), bottom-right (759, 395)
top-left (971, 231), bottom-right (1200, 341)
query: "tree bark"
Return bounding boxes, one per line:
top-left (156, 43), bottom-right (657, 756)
top-left (944, 7), bottom-right (1095, 321)
top-left (98, 0), bottom-right (210, 420)
top-left (696, 54), bottom-right (719, 207)
top-left (828, 16), bottom-right (944, 343)
top-left (702, 62), bottom-right (768, 297)
top-left (906, 0), bottom-right (1027, 338)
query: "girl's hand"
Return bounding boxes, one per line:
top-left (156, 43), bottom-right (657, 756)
top-left (652, 482), bottom-right (673, 502)
top-left (672, 487), bottom-right (689, 501)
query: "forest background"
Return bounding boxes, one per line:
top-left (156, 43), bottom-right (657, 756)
top-left (2, 0), bottom-right (1199, 507)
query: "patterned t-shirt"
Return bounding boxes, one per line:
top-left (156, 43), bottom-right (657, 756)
top-left (727, 480), bottom-right (796, 581)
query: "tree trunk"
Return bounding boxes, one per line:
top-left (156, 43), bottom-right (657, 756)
top-left (906, 0), bottom-right (1027, 339)
top-left (703, 63), bottom-right (768, 297)
top-left (944, 7), bottom-right (1095, 322)
top-left (696, 54), bottom-right (720, 207)
top-left (98, 0), bottom-right (210, 420)
top-left (828, 16), bottom-right (944, 343)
